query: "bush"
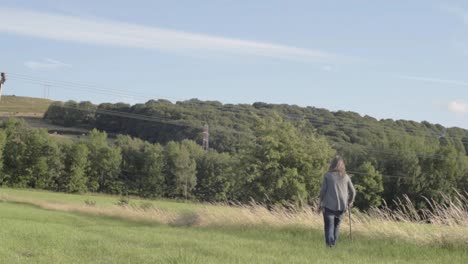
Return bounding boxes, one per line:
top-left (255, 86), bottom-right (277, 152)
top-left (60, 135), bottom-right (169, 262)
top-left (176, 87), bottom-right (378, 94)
top-left (84, 199), bottom-right (96, 207)
top-left (116, 196), bottom-right (130, 207)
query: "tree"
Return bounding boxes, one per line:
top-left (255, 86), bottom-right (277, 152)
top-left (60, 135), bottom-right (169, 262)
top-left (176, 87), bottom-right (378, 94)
top-left (45, 140), bottom-right (65, 191)
top-left (78, 101), bottom-right (97, 125)
top-left (2, 119), bottom-right (34, 187)
top-left (0, 130), bottom-right (6, 184)
top-left (116, 135), bottom-right (165, 197)
top-left (62, 101), bottom-right (81, 127)
top-left (62, 143), bottom-right (89, 193)
top-left (164, 141), bottom-right (197, 199)
top-left (377, 136), bottom-right (424, 205)
top-left (43, 101), bottom-right (66, 125)
top-left (462, 136), bottom-right (468, 156)
top-left (239, 114), bottom-right (334, 205)
top-left (454, 153), bottom-right (468, 192)
top-left (195, 150), bottom-right (234, 202)
top-left (85, 129), bottom-right (122, 193)
top-left (419, 145), bottom-right (460, 203)
top-left (95, 103), bottom-right (131, 133)
top-left (138, 143), bottom-right (165, 198)
top-left (1, 119), bottom-right (54, 188)
top-left (353, 162), bottom-right (384, 210)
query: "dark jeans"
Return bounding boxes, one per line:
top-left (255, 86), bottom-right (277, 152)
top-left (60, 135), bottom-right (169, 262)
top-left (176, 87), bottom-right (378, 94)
top-left (323, 207), bottom-right (344, 247)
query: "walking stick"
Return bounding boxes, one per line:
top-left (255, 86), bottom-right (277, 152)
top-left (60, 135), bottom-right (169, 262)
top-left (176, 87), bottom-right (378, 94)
top-left (348, 205), bottom-right (353, 241)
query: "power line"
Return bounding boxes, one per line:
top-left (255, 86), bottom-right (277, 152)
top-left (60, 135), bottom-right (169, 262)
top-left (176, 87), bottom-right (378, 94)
top-left (5, 72), bottom-right (466, 163)
top-left (284, 112), bottom-right (463, 142)
top-left (8, 73), bottom-right (186, 102)
top-left (8, 72), bottom-right (467, 140)
top-left (348, 170), bottom-right (410, 181)
top-left (47, 106), bottom-right (438, 181)
top-left (1, 104), bottom-right (457, 181)
top-left (47, 104), bottom-right (254, 138)
top-left (7, 74), bottom-right (465, 162)
top-left (8, 74), bottom-right (273, 121)
top-left (47, 103), bottom-right (457, 164)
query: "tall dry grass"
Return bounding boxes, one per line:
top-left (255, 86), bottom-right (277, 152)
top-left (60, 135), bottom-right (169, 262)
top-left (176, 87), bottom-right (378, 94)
top-left (1, 192), bottom-right (467, 248)
top-left (368, 191), bottom-right (468, 226)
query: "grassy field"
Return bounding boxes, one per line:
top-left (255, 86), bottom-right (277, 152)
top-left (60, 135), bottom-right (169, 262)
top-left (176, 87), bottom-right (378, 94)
top-left (0, 188), bottom-right (204, 212)
top-left (0, 95), bottom-right (52, 114)
top-left (0, 188), bottom-right (467, 263)
top-left (0, 95), bottom-right (92, 142)
top-left (1, 202), bottom-right (466, 263)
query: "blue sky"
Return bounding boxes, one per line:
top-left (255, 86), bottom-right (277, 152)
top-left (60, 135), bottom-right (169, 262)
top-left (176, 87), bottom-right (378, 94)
top-left (0, 0), bottom-right (468, 128)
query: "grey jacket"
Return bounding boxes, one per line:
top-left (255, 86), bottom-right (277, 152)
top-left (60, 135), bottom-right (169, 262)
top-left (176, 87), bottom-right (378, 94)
top-left (319, 172), bottom-right (356, 211)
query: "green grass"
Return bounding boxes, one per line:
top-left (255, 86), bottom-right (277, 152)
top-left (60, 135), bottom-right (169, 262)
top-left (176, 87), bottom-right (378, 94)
top-left (0, 188), bottom-right (467, 263)
top-left (0, 202), bottom-right (466, 264)
top-left (0, 187), bottom-right (208, 212)
top-left (0, 96), bottom-right (52, 114)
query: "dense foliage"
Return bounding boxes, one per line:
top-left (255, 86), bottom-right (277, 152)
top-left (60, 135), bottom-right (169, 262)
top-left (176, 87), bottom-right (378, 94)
top-left (0, 117), bottom-right (334, 206)
top-left (3, 98), bottom-right (468, 209)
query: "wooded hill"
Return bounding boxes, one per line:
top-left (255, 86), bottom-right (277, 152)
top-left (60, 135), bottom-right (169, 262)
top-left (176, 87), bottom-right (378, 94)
top-left (44, 99), bottom-right (468, 153)
top-left (0, 98), bottom-right (466, 210)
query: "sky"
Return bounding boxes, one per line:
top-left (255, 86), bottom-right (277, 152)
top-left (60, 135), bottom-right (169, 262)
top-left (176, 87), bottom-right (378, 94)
top-left (0, 0), bottom-right (468, 128)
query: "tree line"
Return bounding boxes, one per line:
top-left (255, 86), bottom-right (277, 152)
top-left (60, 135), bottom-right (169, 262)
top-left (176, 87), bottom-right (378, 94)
top-left (3, 98), bottom-right (467, 210)
top-left (0, 117), bottom-right (335, 206)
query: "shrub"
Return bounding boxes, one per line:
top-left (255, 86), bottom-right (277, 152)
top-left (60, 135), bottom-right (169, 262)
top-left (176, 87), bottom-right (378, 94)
top-left (84, 199), bottom-right (96, 207)
top-left (116, 196), bottom-right (130, 207)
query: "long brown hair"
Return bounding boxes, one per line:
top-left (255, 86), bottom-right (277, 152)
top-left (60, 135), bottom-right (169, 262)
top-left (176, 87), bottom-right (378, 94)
top-left (328, 156), bottom-right (347, 176)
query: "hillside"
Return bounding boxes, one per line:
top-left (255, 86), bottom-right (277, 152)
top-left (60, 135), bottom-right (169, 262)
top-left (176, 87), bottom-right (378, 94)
top-left (0, 95), bottom-right (52, 115)
top-left (38, 98), bottom-right (468, 208)
top-left (1, 97), bottom-right (468, 209)
top-left (0, 96), bottom-right (89, 142)
top-left (43, 98), bottom-right (468, 154)
top-left (4, 96), bottom-right (467, 153)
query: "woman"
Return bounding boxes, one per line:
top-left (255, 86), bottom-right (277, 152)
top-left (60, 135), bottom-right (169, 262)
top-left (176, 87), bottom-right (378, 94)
top-left (319, 156), bottom-right (356, 247)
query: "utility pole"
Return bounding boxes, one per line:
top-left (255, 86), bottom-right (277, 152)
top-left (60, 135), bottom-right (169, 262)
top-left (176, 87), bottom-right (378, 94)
top-left (43, 83), bottom-right (51, 99)
top-left (202, 124), bottom-right (209, 150)
top-left (0, 72), bottom-right (6, 102)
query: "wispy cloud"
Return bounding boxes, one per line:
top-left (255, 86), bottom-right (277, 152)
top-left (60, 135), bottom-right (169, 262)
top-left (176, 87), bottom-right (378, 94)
top-left (448, 100), bottom-right (468, 115)
top-left (395, 75), bottom-right (468, 86)
top-left (0, 8), bottom-right (343, 62)
top-left (25, 58), bottom-right (71, 70)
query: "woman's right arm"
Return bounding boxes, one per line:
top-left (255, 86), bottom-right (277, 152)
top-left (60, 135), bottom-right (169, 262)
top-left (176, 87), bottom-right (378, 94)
top-left (347, 176), bottom-right (356, 207)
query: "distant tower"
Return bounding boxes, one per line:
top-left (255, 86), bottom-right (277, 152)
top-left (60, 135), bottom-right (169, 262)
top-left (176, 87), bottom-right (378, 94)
top-left (202, 124), bottom-right (209, 150)
top-left (0, 72), bottom-right (6, 102)
top-left (43, 83), bottom-right (51, 99)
